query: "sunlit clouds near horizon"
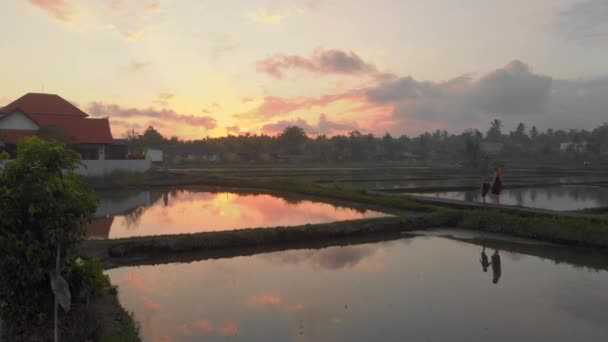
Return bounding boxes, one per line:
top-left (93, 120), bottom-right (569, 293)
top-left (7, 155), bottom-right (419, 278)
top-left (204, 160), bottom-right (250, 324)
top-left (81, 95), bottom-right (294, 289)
top-left (1, 0), bottom-right (607, 139)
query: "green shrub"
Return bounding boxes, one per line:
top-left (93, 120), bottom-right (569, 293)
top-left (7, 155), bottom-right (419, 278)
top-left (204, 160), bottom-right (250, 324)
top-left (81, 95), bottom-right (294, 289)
top-left (0, 137), bottom-right (98, 335)
top-left (71, 258), bottom-right (111, 297)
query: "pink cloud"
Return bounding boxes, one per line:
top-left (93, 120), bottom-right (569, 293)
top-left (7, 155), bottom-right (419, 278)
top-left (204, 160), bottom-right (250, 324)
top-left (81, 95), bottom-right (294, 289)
top-left (218, 321), bottom-right (239, 337)
top-left (143, 299), bottom-right (161, 313)
top-left (257, 48), bottom-right (378, 79)
top-left (261, 113), bottom-right (358, 136)
top-left (240, 91), bottom-right (363, 120)
top-left (195, 320), bottom-right (214, 333)
top-left (29, 0), bottom-right (73, 22)
top-left (178, 323), bottom-right (193, 336)
top-left (87, 102), bottom-right (217, 133)
top-left (247, 294), bottom-right (283, 309)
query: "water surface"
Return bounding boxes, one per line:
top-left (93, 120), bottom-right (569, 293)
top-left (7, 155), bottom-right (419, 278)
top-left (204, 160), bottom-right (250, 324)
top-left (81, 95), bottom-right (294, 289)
top-left (107, 231), bottom-right (608, 341)
top-left (411, 185), bottom-right (608, 211)
top-left (89, 188), bottom-right (387, 239)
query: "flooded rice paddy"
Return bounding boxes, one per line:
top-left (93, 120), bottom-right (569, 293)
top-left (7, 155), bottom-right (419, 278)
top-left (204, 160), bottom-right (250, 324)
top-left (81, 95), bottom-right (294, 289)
top-left (107, 230), bottom-right (608, 341)
top-left (410, 185), bottom-right (608, 211)
top-left (176, 166), bottom-right (608, 192)
top-left (88, 188), bottom-right (388, 239)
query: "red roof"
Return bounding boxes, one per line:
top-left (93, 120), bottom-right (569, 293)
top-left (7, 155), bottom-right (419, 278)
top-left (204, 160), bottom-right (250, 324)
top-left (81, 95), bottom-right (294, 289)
top-left (0, 93), bottom-right (89, 118)
top-left (0, 130), bottom-right (37, 144)
top-left (31, 115), bottom-right (115, 144)
top-left (0, 93), bottom-right (114, 145)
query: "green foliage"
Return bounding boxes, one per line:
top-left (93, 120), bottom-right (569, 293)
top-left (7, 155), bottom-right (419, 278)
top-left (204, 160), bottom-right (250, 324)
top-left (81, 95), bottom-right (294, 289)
top-left (463, 130), bottom-right (481, 168)
top-left (123, 128), bottom-right (146, 156)
top-left (72, 258), bottom-right (111, 297)
top-left (100, 309), bottom-right (141, 342)
top-left (0, 137), bottom-right (98, 330)
top-left (459, 210), bottom-right (608, 247)
top-left (278, 126), bottom-right (307, 154)
top-left (487, 119), bottom-right (503, 141)
top-left (140, 126), bottom-right (166, 148)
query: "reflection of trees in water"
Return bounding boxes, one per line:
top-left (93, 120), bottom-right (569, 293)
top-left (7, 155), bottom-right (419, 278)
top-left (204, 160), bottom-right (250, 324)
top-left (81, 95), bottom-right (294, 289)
top-left (464, 191), bottom-right (474, 202)
top-left (274, 192), bottom-right (366, 213)
top-left (281, 195), bottom-right (304, 206)
top-left (443, 186), bottom-right (608, 208)
top-left (149, 190), bottom-right (166, 207)
top-left (120, 190), bottom-right (172, 229)
top-left (509, 186), bottom-right (608, 207)
top-left (262, 245), bottom-right (379, 271)
top-left (123, 205), bottom-right (147, 229)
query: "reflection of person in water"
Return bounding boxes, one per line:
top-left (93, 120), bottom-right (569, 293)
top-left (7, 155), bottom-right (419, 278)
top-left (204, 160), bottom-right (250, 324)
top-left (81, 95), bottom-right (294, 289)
top-left (465, 190), bottom-right (474, 202)
top-left (491, 249), bottom-right (502, 284)
top-left (480, 247), bottom-right (491, 272)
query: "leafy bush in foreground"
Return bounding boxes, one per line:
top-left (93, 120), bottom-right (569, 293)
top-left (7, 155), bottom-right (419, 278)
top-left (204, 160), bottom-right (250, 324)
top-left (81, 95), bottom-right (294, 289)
top-left (0, 137), bottom-right (98, 335)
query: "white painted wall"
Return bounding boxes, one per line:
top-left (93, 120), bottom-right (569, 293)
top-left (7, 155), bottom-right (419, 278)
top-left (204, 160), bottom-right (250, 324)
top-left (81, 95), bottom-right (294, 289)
top-left (560, 142), bottom-right (588, 152)
top-left (76, 159), bottom-right (151, 176)
top-left (98, 145), bottom-right (105, 160)
top-left (145, 149), bottom-right (163, 162)
top-left (481, 142), bottom-right (504, 155)
top-left (0, 111), bottom-right (39, 130)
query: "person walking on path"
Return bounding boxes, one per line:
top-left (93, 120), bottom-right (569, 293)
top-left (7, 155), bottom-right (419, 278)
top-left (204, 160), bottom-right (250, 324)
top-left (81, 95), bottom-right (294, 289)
top-left (481, 177), bottom-right (491, 203)
top-left (491, 167), bottom-right (503, 204)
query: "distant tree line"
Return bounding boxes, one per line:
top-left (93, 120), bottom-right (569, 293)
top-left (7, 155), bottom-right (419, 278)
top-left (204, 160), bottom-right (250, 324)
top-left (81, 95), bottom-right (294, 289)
top-left (124, 120), bottom-right (608, 165)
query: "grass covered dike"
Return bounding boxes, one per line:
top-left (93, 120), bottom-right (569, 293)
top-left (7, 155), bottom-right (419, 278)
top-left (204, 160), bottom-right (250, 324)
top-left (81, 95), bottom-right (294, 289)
top-left (83, 171), bottom-right (608, 268)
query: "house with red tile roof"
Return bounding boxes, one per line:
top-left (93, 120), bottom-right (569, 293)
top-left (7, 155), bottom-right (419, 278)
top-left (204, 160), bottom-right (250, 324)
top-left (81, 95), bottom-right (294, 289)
top-left (0, 93), bottom-right (150, 175)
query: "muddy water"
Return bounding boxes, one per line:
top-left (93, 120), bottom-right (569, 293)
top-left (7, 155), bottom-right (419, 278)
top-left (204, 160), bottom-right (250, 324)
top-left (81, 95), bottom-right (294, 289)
top-left (107, 231), bottom-right (608, 341)
top-left (411, 185), bottom-right (608, 211)
top-left (88, 188), bottom-right (388, 239)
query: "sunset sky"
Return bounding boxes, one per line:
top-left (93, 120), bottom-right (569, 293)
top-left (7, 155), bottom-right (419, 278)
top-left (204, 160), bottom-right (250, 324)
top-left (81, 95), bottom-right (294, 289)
top-left (1, 0), bottom-right (607, 139)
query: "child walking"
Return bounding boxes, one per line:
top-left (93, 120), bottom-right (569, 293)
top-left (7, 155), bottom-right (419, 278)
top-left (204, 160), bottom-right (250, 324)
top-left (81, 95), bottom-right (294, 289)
top-left (481, 177), bottom-right (491, 203)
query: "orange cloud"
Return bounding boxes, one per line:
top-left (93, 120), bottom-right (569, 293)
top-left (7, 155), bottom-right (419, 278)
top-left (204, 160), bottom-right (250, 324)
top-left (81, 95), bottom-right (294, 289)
top-left (195, 320), bottom-right (214, 333)
top-left (106, 0), bottom-right (123, 10)
top-left (239, 91), bottom-right (363, 120)
top-left (124, 273), bottom-right (153, 293)
top-left (178, 323), bottom-right (193, 336)
top-left (218, 321), bottom-right (240, 337)
top-left (246, 294), bottom-right (304, 313)
top-left (143, 300), bottom-right (161, 313)
top-left (248, 294), bottom-right (283, 309)
top-left (145, 1), bottom-right (160, 13)
top-left (29, 0), bottom-right (74, 22)
top-left (248, 8), bottom-right (288, 24)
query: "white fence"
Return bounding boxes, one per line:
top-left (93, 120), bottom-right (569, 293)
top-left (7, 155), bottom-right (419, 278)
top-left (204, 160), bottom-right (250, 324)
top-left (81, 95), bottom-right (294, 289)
top-left (76, 159), bottom-right (151, 177)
